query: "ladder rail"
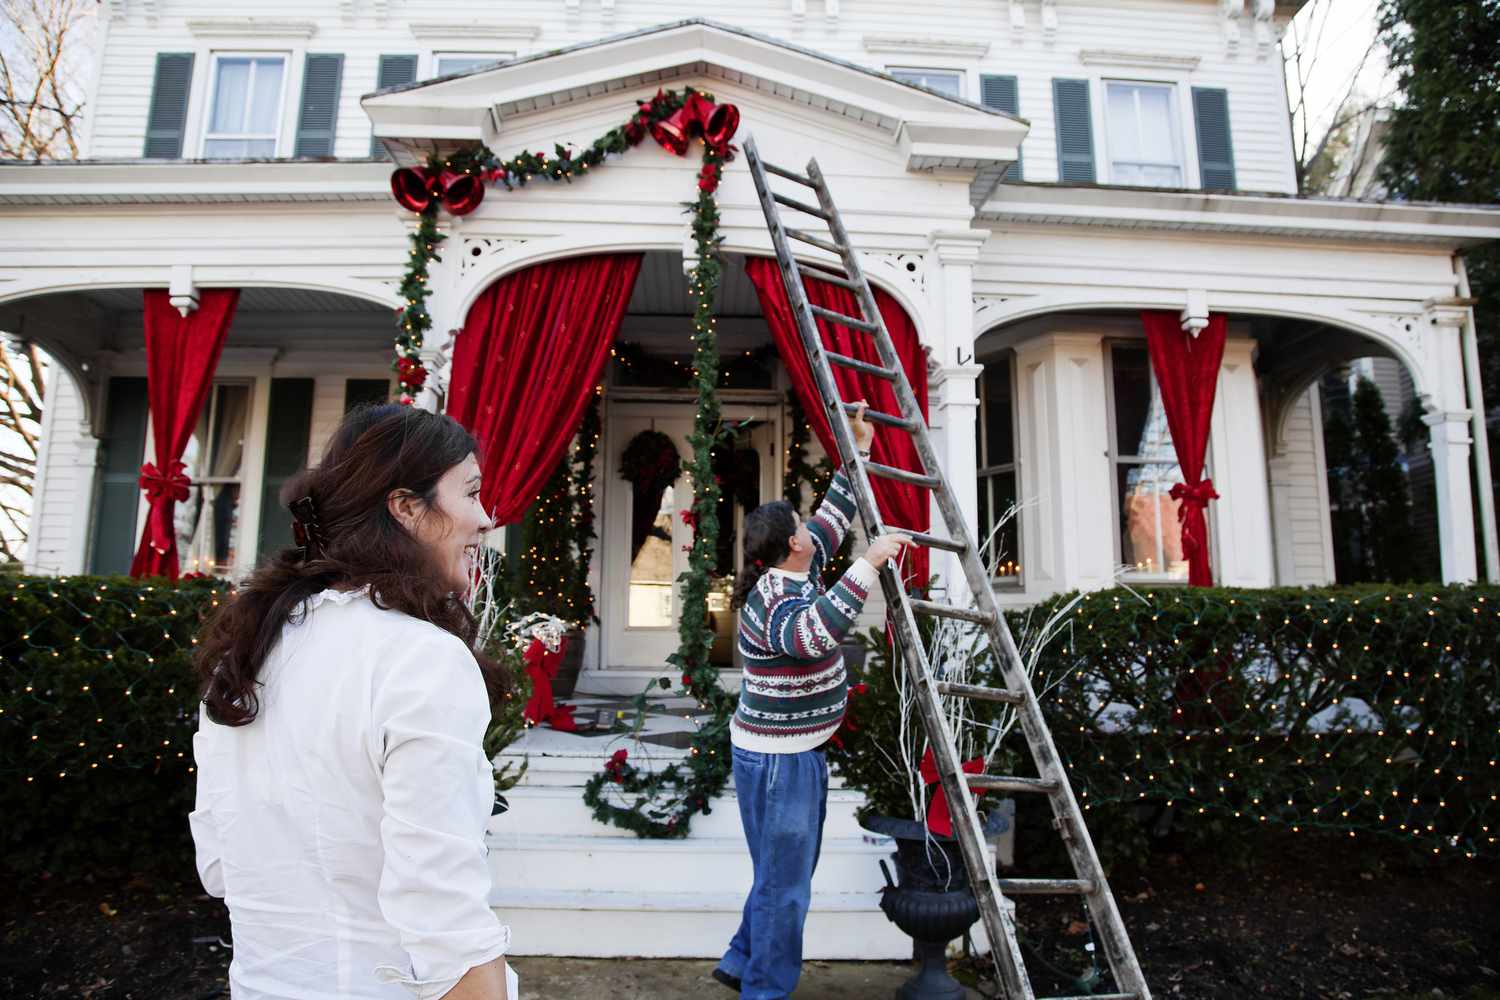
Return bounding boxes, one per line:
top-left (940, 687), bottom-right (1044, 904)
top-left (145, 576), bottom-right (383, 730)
top-left (742, 134), bottom-right (1150, 1000)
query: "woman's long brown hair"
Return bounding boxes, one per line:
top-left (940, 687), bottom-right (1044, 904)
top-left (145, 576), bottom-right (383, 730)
top-left (194, 403), bottom-right (508, 726)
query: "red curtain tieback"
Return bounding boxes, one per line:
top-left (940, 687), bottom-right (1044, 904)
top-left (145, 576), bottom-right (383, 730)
top-left (137, 460), bottom-right (191, 556)
top-left (1169, 478), bottom-right (1219, 511)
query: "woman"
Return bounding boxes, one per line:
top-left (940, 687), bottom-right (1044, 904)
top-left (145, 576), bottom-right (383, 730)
top-left (191, 404), bottom-right (516, 1000)
top-left (715, 403), bottom-right (910, 1000)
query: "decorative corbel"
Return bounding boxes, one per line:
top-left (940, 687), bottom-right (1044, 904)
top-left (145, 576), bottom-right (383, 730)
top-left (1220, 0), bottom-right (1244, 53)
top-left (825, 0), bottom-right (841, 21)
top-left (169, 265), bottom-right (199, 317)
top-left (1180, 289), bottom-right (1209, 338)
top-left (1041, 0), bottom-right (1058, 43)
top-left (791, 0), bottom-right (807, 20)
top-left (1253, 0), bottom-right (1275, 58)
top-left (602, 0), bottom-right (616, 19)
top-left (1010, 0), bottom-right (1026, 35)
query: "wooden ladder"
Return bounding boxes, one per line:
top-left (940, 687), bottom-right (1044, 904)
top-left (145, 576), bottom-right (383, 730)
top-left (742, 134), bottom-right (1151, 1000)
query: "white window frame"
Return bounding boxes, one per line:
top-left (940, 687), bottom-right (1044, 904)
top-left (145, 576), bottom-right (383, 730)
top-left (886, 66), bottom-right (967, 100)
top-left (428, 51), bottom-right (515, 78)
top-left (1099, 78), bottom-right (1187, 189)
top-left (1103, 339), bottom-right (1215, 583)
top-left (977, 354), bottom-right (1023, 587)
top-left (199, 50), bottom-right (291, 159)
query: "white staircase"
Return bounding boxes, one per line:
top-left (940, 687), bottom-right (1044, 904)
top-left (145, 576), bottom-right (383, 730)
top-left (486, 726), bottom-right (909, 959)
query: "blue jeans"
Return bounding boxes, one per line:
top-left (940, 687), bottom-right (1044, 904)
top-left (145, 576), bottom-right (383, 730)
top-left (717, 746), bottom-right (829, 1000)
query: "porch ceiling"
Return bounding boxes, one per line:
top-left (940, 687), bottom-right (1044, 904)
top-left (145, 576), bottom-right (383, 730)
top-left (73, 287), bottom-right (387, 314)
top-left (360, 19), bottom-right (1025, 202)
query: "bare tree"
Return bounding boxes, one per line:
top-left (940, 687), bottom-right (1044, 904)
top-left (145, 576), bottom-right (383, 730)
top-left (0, 337), bottom-right (46, 563)
top-left (1283, 0), bottom-right (1398, 194)
top-left (1, 0), bottom-right (95, 160)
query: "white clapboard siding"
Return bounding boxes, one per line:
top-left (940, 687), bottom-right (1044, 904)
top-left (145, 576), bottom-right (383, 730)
top-left (1277, 384), bottom-right (1336, 586)
top-left (86, 0), bottom-right (1297, 194)
top-left (26, 368), bottom-right (87, 576)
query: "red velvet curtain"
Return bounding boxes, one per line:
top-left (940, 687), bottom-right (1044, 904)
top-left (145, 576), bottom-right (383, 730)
top-left (1140, 311), bottom-right (1227, 587)
top-left (745, 257), bottom-right (930, 587)
top-left (130, 288), bottom-right (239, 579)
top-left (447, 253), bottom-right (643, 525)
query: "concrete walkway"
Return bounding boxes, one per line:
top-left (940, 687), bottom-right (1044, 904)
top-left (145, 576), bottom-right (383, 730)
top-left (508, 957), bottom-right (982, 998)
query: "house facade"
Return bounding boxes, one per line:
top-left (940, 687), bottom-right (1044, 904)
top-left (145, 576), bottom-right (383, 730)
top-left (2, 0), bottom-right (1499, 957)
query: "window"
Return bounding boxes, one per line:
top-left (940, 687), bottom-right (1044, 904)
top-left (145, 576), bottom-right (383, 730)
top-left (1107, 343), bottom-right (1200, 580)
top-left (432, 52), bottom-right (512, 76)
top-left (176, 383), bottom-right (253, 576)
top-left (203, 54), bottom-right (286, 158)
top-left (888, 68), bottom-right (963, 99)
top-left (976, 357), bottom-right (1021, 584)
top-left (1104, 81), bottom-right (1182, 187)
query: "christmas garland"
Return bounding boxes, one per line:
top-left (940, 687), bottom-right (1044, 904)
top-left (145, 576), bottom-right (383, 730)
top-left (386, 86), bottom-right (743, 836)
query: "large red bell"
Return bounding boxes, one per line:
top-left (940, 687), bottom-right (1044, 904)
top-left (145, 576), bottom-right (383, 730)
top-left (650, 92), bottom-right (715, 156)
top-left (390, 167), bottom-right (433, 212)
top-left (439, 171), bottom-right (485, 215)
top-left (702, 102), bottom-right (740, 150)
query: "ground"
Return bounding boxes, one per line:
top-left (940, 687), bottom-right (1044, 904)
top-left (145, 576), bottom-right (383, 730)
top-left (2, 833), bottom-right (1496, 999)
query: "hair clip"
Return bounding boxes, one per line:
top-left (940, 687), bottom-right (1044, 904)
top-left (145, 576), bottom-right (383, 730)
top-left (290, 495), bottom-right (324, 561)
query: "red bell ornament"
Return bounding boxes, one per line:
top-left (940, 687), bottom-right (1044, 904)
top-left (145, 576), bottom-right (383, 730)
top-left (650, 91), bottom-right (714, 156)
top-left (439, 171), bottom-right (485, 215)
top-left (391, 167), bottom-right (434, 212)
top-left (702, 101), bottom-right (740, 150)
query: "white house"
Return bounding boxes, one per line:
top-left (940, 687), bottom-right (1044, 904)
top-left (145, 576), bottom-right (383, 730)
top-left (3, 0), bottom-right (1499, 959)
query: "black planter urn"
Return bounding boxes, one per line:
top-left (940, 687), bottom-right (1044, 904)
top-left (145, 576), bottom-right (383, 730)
top-left (865, 812), bottom-right (1010, 1000)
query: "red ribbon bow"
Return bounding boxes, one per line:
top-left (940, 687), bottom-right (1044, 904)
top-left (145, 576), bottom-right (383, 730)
top-left (918, 747), bottom-right (987, 838)
top-left (137, 460), bottom-right (191, 556)
top-left (1169, 478), bottom-right (1219, 562)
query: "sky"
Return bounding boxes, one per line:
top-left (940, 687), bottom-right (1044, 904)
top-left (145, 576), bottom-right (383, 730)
top-left (1285, 0), bottom-right (1395, 146)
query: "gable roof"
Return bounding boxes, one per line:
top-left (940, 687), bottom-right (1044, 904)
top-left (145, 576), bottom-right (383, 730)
top-left (360, 18), bottom-right (1027, 201)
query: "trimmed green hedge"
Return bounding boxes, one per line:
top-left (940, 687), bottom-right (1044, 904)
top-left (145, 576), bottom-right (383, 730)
top-left (0, 576), bottom-right (223, 879)
top-left (830, 584), bottom-right (1500, 865)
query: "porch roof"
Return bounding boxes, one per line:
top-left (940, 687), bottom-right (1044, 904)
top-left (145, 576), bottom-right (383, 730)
top-left (358, 18), bottom-right (1028, 202)
top-left (977, 182), bottom-right (1500, 250)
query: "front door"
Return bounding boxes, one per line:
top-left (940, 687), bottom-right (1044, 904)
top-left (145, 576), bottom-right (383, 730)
top-left (602, 402), bottom-right (778, 670)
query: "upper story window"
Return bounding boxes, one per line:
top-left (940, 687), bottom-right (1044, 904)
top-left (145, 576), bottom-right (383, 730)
top-left (1104, 81), bottom-right (1183, 187)
top-left (1106, 343), bottom-right (1202, 581)
top-left (203, 54), bottom-right (287, 158)
top-left (888, 68), bottom-right (964, 99)
top-left (432, 52), bottom-right (513, 76)
top-left (977, 356), bottom-right (1021, 584)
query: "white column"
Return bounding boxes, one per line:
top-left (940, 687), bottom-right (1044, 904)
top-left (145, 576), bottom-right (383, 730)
top-left (1207, 337), bottom-right (1275, 587)
top-left (413, 216), bottom-right (459, 413)
top-left (1425, 411), bottom-right (1478, 583)
top-left (925, 229), bottom-right (989, 604)
top-left (1012, 332), bottom-right (1113, 599)
top-left (64, 424), bottom-right (102, 576)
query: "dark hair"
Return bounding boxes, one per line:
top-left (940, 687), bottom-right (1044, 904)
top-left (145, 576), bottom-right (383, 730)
top-left (731, 500), bottom-right (799, 610)
top-left (195, 403), bottom-right (508, 726)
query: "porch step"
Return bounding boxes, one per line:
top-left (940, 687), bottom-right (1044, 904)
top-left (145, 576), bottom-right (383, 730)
top-left (487, 832), bottom-right (890, 896)
top-left (489, 888), bottom-right (909, 959)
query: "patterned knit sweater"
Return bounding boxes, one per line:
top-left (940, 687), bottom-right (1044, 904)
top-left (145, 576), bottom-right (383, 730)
top-left (731, 469), bottom-right (879, 754)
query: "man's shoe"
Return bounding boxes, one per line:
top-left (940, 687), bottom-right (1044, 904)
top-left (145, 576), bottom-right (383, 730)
top-left (712, 967), bottom-right (742, 993)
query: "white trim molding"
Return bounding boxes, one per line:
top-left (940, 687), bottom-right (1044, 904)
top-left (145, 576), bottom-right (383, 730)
top-left (1079, 50), bottom-right (1202, 72)
top-left (408, 21), bottom-right (542, 42)
top-left (862, 35), bottom-right (992, 59)
top-left (185, 18), bottom-right (318, 39)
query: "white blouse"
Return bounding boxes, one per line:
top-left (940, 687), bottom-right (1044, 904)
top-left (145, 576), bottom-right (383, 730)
top-left (191, 587), bottom-right (515, 1000)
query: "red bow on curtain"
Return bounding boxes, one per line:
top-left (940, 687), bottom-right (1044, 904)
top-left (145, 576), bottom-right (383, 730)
top-left (1140, 311), bottom-right (1228, 587)
top-left (130, 289), bottom-right (239, 579)
top-left (447, 253), bottom-right (643, 525)
top-left (745, 257), bottom-right (931, 588)
top-left (919, 747), bottom-right (986, 838)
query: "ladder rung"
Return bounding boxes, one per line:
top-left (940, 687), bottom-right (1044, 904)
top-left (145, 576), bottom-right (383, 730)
top-left (1039, 994), bottom-right (1139, 1000)
top-left (826, 350), bottom-right (896, 381)
top-left (763, 160), bottom-right (817, 187)
top-left (839, 401), bottom-right (918, 431)
top-left (809, 303), bottom-right (880, 333)
top-left (995, 878), bottom-right (1095, 896)
top-left (772, 191), bottom-right (830, 220)
top-left (797, 264), bottom-right (860, 291)
top-left (910, 598), bottom-right (995, 626)
top-left (886, 526), bottom-right (965, 553)
top-left (969, 775), bottom-right (1060, 795)
top-left (864, 460), bottom-right (940, 489)
top-left (934, 681), bottom-right (1022, 705)
top-left (786, 228), bottom-right (847, 256)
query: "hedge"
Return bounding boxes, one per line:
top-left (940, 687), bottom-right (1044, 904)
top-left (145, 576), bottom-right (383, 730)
top-left (829, 584), bottom-right (1500, 866)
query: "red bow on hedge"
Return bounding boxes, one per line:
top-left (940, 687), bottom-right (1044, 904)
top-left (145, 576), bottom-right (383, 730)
top-left (137, 460), bottom-right (191, 556)
top-left (390, 167), bottom-right (486, 216)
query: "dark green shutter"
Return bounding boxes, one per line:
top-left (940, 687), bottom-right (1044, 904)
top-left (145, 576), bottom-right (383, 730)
top-left (89, 378), bottom-right (150, 574)
top-left (344, 378), bottom-right (393, 411)
top-left (143, 53), bottom-right (194, 158)
top-left (981, 75), bottom-right (1023, 181)
top-left (1192, 87), bottom-right (1237, 191)
top-left (294, 53), bottom-right (344, 157)
top-left (370, 55), bottom-right (419, 156)
top-left (257, 379), bottom-right (316, 557)
top-left (1052, 78), bottom-right (1096, 183)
